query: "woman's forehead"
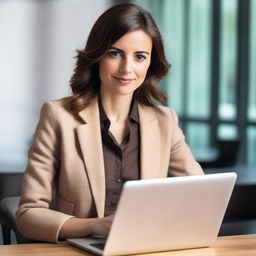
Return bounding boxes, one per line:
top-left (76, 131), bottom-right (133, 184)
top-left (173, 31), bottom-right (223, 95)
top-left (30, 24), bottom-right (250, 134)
top-left (111, 30), bottom-right (152, 53)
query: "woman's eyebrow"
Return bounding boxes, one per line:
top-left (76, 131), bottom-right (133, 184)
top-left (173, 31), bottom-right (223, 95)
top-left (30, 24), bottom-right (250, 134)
top-left (135, 51), bottom-right (150, 55)
top-left (109, 47), bottom-right (123, 52)
top-left (109, 47), bottom-right (150, 55)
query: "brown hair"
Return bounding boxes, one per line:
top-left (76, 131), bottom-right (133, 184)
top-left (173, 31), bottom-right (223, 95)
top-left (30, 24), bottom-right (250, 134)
top-left (69, 3), bottom-right (170, 113)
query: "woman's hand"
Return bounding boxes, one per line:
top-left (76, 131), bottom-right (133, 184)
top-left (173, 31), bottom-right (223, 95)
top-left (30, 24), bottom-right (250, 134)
top-left (92, 215), bottom-right (114, 236)
top-left (59, 215), bottom-right (114, 239)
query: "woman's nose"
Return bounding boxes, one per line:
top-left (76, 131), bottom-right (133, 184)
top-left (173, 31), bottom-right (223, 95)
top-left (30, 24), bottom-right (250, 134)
top-left (119, 57), bottom-right (133, 74)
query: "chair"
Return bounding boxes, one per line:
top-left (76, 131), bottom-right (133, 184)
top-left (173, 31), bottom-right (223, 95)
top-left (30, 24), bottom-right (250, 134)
top-left (0, 196), bottom-right (34, 244)
top-left (0, 173), bottom-right (23, 200)
top-left (0, 172), bottom-right (34, 244)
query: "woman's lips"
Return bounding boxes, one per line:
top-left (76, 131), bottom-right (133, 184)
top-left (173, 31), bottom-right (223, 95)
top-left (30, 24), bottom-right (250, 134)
top-left (114, 76), bottom-right (135, 85)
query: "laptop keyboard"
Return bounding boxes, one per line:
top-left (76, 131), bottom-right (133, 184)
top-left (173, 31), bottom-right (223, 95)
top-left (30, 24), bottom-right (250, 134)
top-left (90, 242), bottom-right (106, 250)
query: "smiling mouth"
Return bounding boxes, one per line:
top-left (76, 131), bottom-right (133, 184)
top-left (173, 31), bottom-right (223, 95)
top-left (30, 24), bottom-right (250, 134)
top-left (114, 76), bottom-right (135, 85)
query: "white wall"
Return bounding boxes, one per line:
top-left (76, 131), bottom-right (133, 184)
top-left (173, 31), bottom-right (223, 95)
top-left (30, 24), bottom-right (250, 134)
top-left (0, 0), bottom-right (111, 171)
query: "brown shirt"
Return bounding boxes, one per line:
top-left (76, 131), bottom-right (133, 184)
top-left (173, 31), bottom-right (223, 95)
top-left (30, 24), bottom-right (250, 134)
top-left (99, 99), bottom-right (140, 216)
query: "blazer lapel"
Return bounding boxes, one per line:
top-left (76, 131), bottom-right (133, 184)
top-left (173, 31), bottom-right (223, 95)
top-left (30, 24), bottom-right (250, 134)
top-left (138, 104), bottom-right (163, 179)
top-left (76, 99), bottom-right (105, 218)
top-left (75, 100), bottom-right (164, 216)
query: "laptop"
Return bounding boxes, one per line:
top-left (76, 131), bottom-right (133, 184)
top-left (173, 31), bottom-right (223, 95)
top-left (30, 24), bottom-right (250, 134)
top-left (67, 172), bottom-right (237, 256)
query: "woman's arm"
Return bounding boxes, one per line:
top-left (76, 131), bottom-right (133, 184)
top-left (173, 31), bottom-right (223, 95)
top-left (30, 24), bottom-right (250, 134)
top-left (17, 100), bottom-right (114, 242)
top-left (16, 101), bottom-right (71, 242)
top-left (168, 109), bottom-right (204, 176)
top-left (59, 215), bottom-right (113, 239)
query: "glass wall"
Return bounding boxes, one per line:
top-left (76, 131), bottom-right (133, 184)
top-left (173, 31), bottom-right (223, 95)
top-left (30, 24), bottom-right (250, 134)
top-left (133, 0), bottom-right (186, 115)
top-left (248, 0), bottom-right (256, 122)
top-left (131, 0), bottom-right (256, 165)
top-left (218, 124), bottom-right (237, 140)
top-left (247, 127), bottom-right (256, 165)
top-left (133, 0), bottom-right (212, 151)
top-left (187, 123), bottom-right (210, 150)
top-left (247, 0), bottom-right (256, 164)
top-left (187, 0), bottom-right (211, 119)
top-left (161, 0), bottom-right (185, 115)
top-left (218, 0), bottom-right (238, 121)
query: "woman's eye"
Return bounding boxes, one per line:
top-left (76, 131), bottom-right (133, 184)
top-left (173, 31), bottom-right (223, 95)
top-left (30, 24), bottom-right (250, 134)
top-left (108, 50), bottom-right (120, 57)
top-left (135, 54), bottom-right (146, 61)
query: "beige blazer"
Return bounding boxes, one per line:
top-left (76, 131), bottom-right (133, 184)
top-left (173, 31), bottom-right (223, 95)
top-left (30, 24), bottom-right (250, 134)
top-left (16, 97), bottom-right (203, 242)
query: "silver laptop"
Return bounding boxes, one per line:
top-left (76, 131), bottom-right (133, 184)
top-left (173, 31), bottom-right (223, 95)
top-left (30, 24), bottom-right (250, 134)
top-left (67, 172), bottom-right (236, 256)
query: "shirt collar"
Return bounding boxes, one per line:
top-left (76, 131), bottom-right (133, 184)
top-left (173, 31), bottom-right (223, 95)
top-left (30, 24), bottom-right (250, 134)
top-left (129, 98), bottom-right (139, 123)
top-left (98, 97), bottom-right (110, 128)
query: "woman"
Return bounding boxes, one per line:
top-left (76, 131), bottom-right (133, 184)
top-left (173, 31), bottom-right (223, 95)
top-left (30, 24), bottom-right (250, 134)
top-left (16, 3), bottom-right (203, 243)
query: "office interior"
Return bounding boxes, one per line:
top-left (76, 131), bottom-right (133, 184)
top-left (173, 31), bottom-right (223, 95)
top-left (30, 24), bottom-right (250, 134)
top-left (0, 0), bottom-right (255, 245)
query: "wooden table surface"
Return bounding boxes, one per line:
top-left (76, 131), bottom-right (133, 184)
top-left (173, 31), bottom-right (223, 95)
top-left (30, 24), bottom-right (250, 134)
top-left (0, 234), bottom-right (255, 256)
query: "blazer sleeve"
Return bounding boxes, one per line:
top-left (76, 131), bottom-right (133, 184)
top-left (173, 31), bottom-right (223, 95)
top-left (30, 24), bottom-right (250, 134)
top-left (16, 101), bottom-right (74, 242)
top-left (168, 109), bottom-right (204, 176)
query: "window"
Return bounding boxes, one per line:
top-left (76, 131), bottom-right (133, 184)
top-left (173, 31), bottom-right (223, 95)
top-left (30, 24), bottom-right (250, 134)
top-left (247, 127), bottom-right (256, 165)
top-left (187, 0), bottom-right (211, 119)
top-left (130, 0), bottom-right (256, 165)
top-left (247, 0), bottom-right (256, 164)
top-left (248, 0), bottom-right (256, 123)
top-left (219, 0), bottom-right (238, 121)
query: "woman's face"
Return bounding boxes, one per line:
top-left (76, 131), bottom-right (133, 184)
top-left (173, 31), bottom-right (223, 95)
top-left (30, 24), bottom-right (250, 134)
top-left (99, 29), bottom-right (152, 98)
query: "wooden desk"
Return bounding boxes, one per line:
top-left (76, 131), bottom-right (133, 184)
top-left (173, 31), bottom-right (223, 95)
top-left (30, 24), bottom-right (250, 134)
top-left (0, 235), bottom-right (255, 256)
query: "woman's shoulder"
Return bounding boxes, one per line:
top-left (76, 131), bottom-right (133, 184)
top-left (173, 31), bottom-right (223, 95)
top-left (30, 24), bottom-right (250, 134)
top-left (38, 97), bottom-right (77, 125)
top-left (43, 96), bottom-right (72, 108)
top-left (138, 103), bottom-right (179, 125)
top-left (153, 104), bottom-right (173, 113)
top-left (40, 96), bottom-right (72, 115)
top-left (148, 104), bottom-right (178, 118)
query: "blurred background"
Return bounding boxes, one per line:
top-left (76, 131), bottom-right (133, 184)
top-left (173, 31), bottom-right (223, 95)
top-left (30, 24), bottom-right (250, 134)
top-left (0, 0), bottom-right (256, 244)
top-left (0, 0), bottom-right (255, 171)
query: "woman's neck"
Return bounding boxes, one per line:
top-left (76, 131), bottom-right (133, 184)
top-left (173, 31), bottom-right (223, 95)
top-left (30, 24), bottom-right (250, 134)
top-left (100, 92), bottom-right (133, 122)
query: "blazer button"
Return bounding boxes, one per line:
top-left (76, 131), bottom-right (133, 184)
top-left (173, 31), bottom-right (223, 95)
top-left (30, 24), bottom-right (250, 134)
top-left (116, 178), bottom-right (122, 183)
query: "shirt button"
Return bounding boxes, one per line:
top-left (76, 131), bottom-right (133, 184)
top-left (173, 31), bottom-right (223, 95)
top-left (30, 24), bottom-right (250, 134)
top-left (111, 201), bottom-right (117, 207)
